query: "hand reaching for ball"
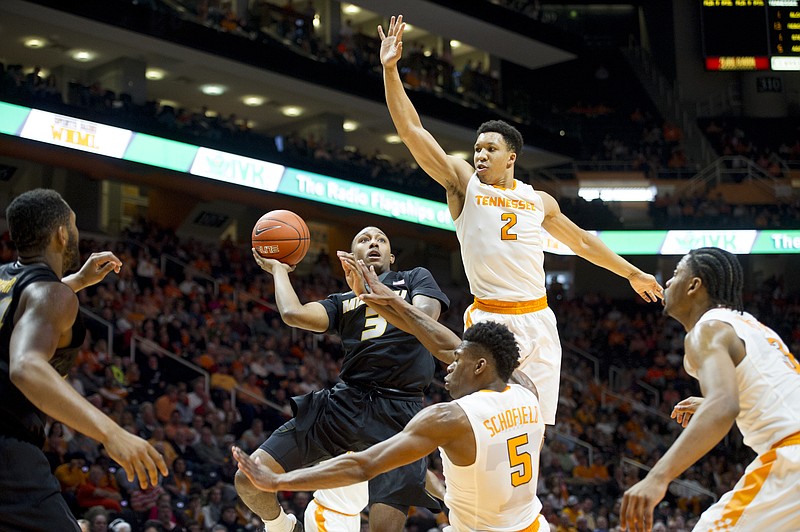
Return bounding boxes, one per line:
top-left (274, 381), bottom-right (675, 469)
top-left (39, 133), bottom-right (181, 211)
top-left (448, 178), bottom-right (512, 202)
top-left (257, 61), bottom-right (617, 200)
top-left (252, 248), bottom-right (295, 274)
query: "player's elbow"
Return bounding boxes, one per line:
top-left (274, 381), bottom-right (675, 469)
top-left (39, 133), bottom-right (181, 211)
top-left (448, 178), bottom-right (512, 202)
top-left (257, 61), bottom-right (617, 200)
top-left (706, 395), bottom-right (739, 424)
top-left (9, 356), bottom-right (42, 390)
top-left (280, 309), bottom-right (303, 328)
top-left (719, 400), bottom-right (740, 422)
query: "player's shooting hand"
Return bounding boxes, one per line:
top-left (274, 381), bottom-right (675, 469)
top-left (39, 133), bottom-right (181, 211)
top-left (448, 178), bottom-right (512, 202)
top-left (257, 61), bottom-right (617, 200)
top-left (64, 252), bottom-right (122, 291)
top-left (232, 446), bottom-right (279, 492)
top-left (671, 396), bottom-right (703, 428)
top-left (620, 474), bottom-right (669, 532)
top-left (252, 249), bottom-right (295, 275)
top-left (104, 428), bottom-right (169, 489)
top-left (628, 271), bottom-right (664, 303)
top-left (378, 15), bottom-right (405, 67)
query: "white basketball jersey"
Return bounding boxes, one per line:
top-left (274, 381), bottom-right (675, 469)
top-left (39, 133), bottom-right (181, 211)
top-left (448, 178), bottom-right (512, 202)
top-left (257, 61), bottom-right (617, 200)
top-left (442, 384), bottom-right (544, 531)
top-left (688, 308), bottom-right (800, 455)
top-left (454, 174), bottom-right (547, 301)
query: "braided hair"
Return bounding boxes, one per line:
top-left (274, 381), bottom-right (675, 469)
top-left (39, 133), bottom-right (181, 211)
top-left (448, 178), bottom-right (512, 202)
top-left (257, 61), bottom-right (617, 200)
top-left (686, 247), bottom-right (744, 313)
top-left (463, 321), bottom-right (520, 382)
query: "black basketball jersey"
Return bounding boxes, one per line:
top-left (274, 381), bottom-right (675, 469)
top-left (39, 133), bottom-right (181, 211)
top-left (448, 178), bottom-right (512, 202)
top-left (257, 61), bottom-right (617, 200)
top-left (0, 261), bottom-right (86, 447)
top-left (319, 267), bottom-right (449, 394)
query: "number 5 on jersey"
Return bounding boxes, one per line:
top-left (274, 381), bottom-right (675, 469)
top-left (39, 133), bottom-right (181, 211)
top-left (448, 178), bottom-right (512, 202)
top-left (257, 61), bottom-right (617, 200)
top-left (361, 306), bottom-right (388, 340)
top-left (506, 433), bottom-right (533, 487)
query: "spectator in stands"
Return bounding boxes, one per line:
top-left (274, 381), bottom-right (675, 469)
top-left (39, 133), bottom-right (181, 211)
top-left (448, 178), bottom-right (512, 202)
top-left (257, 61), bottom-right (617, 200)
top-left (76, 463), bottom-right (123, 512)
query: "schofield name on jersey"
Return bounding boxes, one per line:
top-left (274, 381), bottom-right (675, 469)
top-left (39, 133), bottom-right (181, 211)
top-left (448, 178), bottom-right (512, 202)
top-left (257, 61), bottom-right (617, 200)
top-left (483, 404), bottom-right (540, 438)
top-left (341, 289), bottom-right (408, 313)
top-left (474, 195), bottom-right (536, 211)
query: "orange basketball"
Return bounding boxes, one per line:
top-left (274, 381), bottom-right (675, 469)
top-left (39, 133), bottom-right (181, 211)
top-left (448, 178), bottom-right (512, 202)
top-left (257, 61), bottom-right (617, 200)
top-left (251, 210), bottom-right (310, 266)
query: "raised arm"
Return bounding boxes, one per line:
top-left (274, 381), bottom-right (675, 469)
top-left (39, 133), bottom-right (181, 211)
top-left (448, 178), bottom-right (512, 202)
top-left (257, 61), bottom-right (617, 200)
top-left (252, 250), bottom-right (329, 332)
top-left (539, 191), bottom-right (663, 303)
top-left (61, 252), bottom-right (122, 292)
top-left (379, 16), bottom-right (473, 207)
top-left (620, 320), bottom-right (741, 531)
top-left (9, 282), bottom-right (168, 488)
top-left (352, 259), bottom-right (458, 364)
top-left (233, 402), bottom-right (460, 492)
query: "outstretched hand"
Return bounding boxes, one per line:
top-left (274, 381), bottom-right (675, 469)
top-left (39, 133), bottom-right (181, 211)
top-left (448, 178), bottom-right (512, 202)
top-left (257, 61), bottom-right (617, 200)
top-left (252, 249), bottom-right (295, 275)
top-left (671, 396), bottom-right (703, 428)
top-left (378, 15), bottom-right (405, 68)
top-left (356, 259), bottom-right (400, 306)
top-left (232, 446), bottom-right (279, 492)
top-left (338, 251), bottom-right (367, 296)
top-left (65, 252), bottom-right (122, 291)
top-left (620, 473), bottom-right (669, 532)
top-left (104, 429), bottom-right (169, 489)
top-left (628, 272), bottom-right (663, 303)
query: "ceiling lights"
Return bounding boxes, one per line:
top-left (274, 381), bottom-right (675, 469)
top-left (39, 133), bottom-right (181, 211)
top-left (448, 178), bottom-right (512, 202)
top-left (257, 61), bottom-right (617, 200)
top-left (343, 120), bottom-right (359, 132)
top-left (200, 84), bottom-right (227, 96)
top-left (385, 134), bottom-right (402, 144)
top-left (342, 4), bottom-right (361, 15)
top-left (281, 106), bottom-right (303, 117)
top-left (70, 49), bottom-right (97, 62)
top-left (450, 40), bottom-right (462, 48)
top-left (145, 68), bottom-right (166, 80)
top-left (23, 37), bottom-right (48, 49)
top-left (242, 95), bottom-right (266, 107)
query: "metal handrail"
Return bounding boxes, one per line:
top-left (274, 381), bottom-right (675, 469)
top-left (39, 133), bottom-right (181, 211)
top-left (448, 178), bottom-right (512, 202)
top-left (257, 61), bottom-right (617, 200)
top-left (635, 379), bottom-right (661, 408)
top-left (620, 457), bottom-right (718, 502)
top-left (129, 334), bottom-right (210, 396)
top-left (159, 253), bottom-right (219, 296)
top-left (129, 336), bottom-right (288, 415)
top-left (601, 389), bottom-right (669, 421)
top-left (233, 289), bottom-right (278, 312)
top-left (79, 307), bottom-right (114, 356)
top-left (562, 343), bottom-right (600, 381)
top-left (678, 155), bottom-right (784, 198)
top-left (230, 385), bottom-right (287, 415)
top-left (549, 428), bottom-right (594, 466)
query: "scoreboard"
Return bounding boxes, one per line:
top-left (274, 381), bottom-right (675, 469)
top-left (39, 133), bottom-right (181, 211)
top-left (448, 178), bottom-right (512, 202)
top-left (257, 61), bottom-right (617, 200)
top-left (701, 0), bottom-right (800, 71)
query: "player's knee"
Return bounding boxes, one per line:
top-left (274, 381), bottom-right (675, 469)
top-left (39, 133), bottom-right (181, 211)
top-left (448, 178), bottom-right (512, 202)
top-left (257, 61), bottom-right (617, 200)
top-left (234, 468), bottom-right (257, 496)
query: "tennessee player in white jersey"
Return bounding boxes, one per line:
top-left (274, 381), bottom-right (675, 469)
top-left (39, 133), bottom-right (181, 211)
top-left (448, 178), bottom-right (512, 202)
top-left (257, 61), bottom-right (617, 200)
top-left (234, 260), bottom-right (551, 532)
top-left (455, 174), bottom-right (562, 424)
top-left (443, 384), bottom-right (547, 532)
top-left (378, 15), bottom-right (662, 425)
top-left (304, 480), bottom-right (368, 532)
top-left (621, 248), bottom-right (800, 531)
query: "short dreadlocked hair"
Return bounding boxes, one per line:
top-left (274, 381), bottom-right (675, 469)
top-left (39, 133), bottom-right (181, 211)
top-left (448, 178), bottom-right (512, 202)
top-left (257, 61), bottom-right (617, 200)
top-left (686, 247), bottom-right (744, 313)
top-left (463, 321), bottom-right (520, 382)
top-left (476, 120), bottom-right (523, 155)
top-left (6, 189), bottom-right (71, 254)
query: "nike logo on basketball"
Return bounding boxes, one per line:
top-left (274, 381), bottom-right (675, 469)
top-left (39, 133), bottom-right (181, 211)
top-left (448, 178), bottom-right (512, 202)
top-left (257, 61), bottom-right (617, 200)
top-left (254, 225), bottom-right (281, 236)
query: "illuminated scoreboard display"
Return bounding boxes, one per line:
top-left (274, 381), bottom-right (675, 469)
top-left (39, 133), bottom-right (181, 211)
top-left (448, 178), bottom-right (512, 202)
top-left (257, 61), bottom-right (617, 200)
top-left (701, 0), bottom-right (800, 71)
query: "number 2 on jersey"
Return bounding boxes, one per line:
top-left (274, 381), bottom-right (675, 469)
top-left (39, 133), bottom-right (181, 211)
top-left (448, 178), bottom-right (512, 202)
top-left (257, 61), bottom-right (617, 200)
top-left (501, 213), bottom-right (517, 241)
top-left (506, 433), bottom-right (532, 487)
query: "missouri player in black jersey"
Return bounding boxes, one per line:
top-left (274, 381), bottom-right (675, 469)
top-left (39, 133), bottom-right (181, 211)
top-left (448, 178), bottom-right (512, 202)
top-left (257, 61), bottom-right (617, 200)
top-left (237, 226), bottom-right (449, 532)
top-left (0, 189), bottom-right (168, 531)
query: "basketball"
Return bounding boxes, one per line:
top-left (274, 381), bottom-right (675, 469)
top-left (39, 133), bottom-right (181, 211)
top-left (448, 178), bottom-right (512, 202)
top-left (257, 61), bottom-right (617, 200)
top-left (251, 210), bottom-right (311, 266)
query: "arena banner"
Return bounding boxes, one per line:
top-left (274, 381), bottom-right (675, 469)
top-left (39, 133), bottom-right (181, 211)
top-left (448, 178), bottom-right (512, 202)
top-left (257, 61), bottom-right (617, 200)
top-left (2, 100), bottom-right (799, 255)
top-left (279, 167), bottom-right (454, 231)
